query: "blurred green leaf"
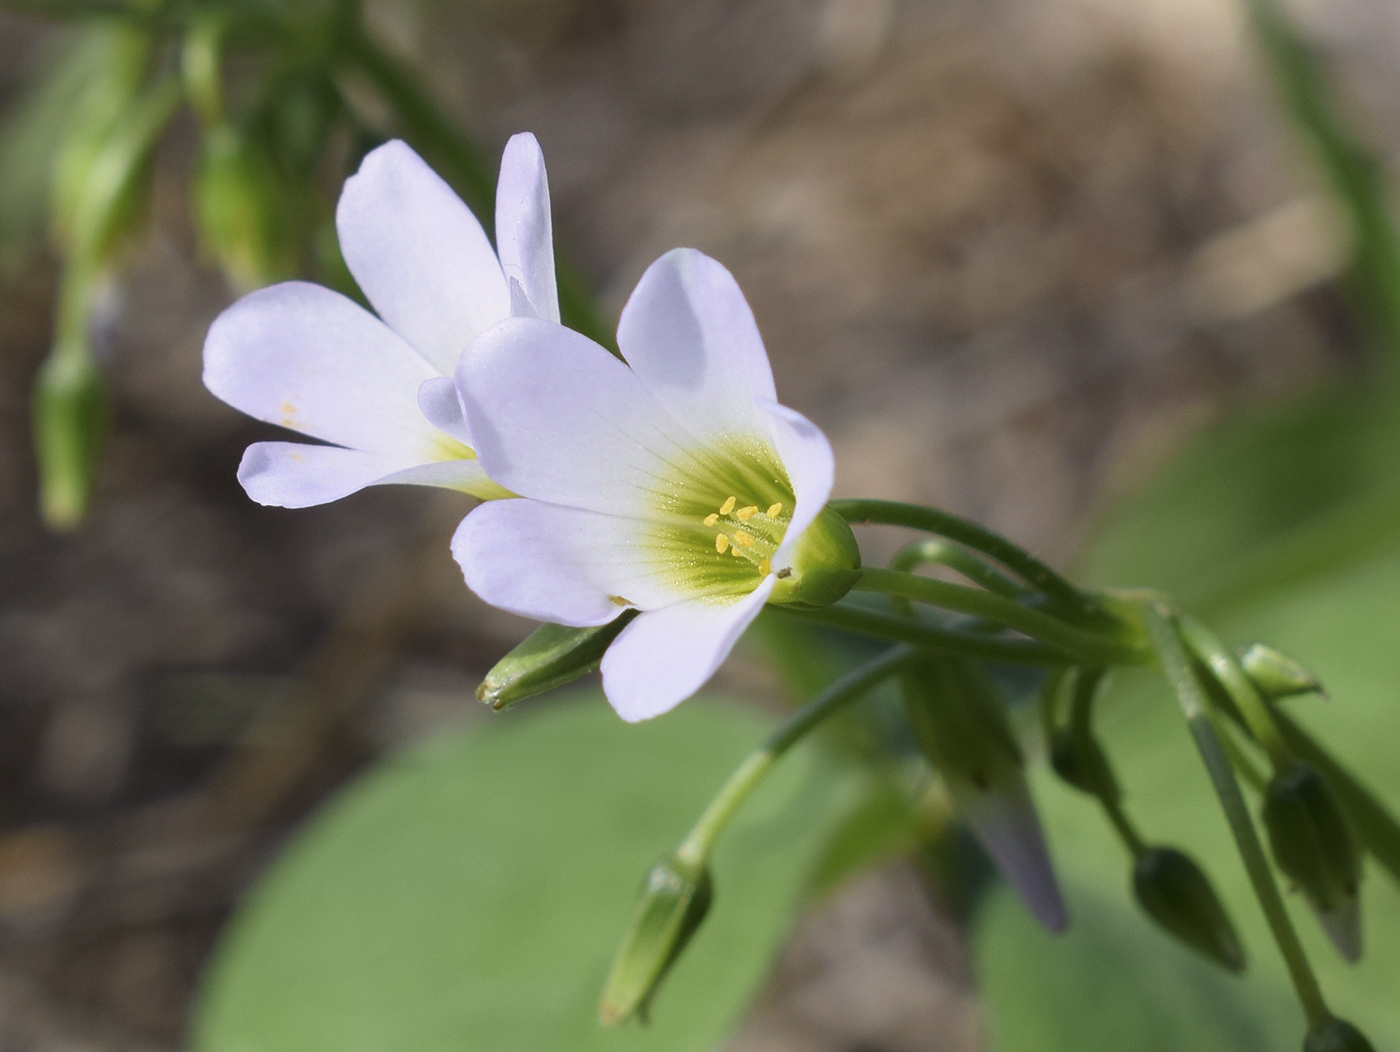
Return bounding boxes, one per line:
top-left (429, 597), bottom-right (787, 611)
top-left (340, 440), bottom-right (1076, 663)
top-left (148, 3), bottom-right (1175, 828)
top-left (193, 693), bottom-right (860, 1052)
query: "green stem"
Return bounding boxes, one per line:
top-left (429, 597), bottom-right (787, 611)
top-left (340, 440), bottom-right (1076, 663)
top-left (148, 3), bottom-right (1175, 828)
top-left (1177, 616), bottom-right (1292, 770)
top-left (339, 24), bottom-right (613, 349)
top-left (1214, 712), bottom-right (1272, 793)
top-left (773, 604), bottom-right (1076, 665)
top-left (1142, 602), bottom-right (1331, 1030)
top-left (853, 567), bottom-right (1147, 666)
top-left (890, 538), bottom-right (1029, 600)
top-left (830, 499), bottom-right (1108, 625)
top-left (677, 645), bottom-right (915, 864)
top-left (1272, 703), bottom-right (1400, 888)
top-left (1102, 795), bottom-right (1148, 858)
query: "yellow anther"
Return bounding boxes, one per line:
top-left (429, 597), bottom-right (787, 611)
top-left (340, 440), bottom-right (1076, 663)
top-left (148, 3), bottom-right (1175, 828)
top-left (720, 496), bottom-right (737, 515)
top-left (736, 505), bottom-right (758, 521)
top-left (703, 513), bottom-right (719, 526)
top-left (733, 530), bottom-right (756, 548)
top-left (766, 502), bottom-right (783, 518)
top-left (715, 534), bottom-right (729, 553)
top-left (758, 559), bottom-right (771, 576)
top-left (731, 546), bottom-right (744, 557)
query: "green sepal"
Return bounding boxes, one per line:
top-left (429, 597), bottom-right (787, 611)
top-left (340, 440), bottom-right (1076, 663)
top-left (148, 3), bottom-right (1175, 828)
top-left (598, 852), bottom-right (713, 1026)
top-left (1131, 846), bottom-right (1246, 973)
top-left (902, 658), bottom-right (1022, 783)
top-left (1239, 643), bottom-right (1324, 699)
top-left (1304, 1018), bottom-right (1377, 1052)
top-left (476, 614), bottom-right (636, 711)
top-left (770, 505), bottom-right (861, 607)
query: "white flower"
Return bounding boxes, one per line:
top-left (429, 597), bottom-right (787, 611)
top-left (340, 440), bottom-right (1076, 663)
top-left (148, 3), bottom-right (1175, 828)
top-left (202, 133), bottom-right (558, 507)
top-left (453, 248), bottom-right (851, 722)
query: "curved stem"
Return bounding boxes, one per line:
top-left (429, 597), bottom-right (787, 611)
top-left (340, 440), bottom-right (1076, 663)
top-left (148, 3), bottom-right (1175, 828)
top-left (1177, 616), bottom-right (1291, 770)
top-left (1142, 602), bottom-right (1331, 1030)
top-left (772, 604), bottom-right (1076, 665)
top-left (853, 567), bottom-right (1147, 666)
top-left (677, 645), bottom-right (916, 864)
top-left (890, 538), bottom-right (1029, 601)
top-left (830, 499), bottom-right (1107, 625)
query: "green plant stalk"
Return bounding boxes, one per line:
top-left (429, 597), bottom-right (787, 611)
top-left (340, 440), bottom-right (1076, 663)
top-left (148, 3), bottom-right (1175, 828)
top-left (1272, 703), bottom-right (1400, 888)
top-left (831, 499), bottom-right (1111, 626)
top-left (339, 24), bottom-right (613, 350)
top-left (1245, 0), bottom-right (1400, 358)
top-left (1142, 602), bottom-right (1332, 1031)
top-left (1178, 615), bottom-right (1292, 769)
top-left (676, 645), bottom-right (915, 865)
top-left (853, 567), bottom-right (1146, 666)
top-left (890, 537), bottom-right (1028, 600)
top-left (773, 603), bottom-right (1076, 665)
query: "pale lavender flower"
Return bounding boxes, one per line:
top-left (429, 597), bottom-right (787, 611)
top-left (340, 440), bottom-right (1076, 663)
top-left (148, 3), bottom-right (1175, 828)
top-left (452, 249), bottom-right (846, 722)
top-left (202, 134), bottom-right (555, 507)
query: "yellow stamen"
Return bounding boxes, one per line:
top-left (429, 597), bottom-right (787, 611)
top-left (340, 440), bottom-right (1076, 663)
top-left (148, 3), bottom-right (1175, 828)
top-left (715, 534), bottom-right (729, 553)
top-left (766, 502), bottom-right (783, 518)
top-left (758, 559), bottom-right (771, 576)
top-left (720, 496), bottom-right (737, 515)
top-left (703, 513), bottom-right (719, 526)
top-left (736, 505), bottom-right (758, 521)
top-left (731, 546), bottom-right (744, 557)
top-left (733, 530), bottom-right (755, 548)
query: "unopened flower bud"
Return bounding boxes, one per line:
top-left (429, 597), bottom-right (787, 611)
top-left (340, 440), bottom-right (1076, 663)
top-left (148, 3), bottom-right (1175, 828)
top-left (769, 506), bottom-right (861, 607)
top-left (1240, 644), bottom-right (1323, 699)
top-left (599, 852), bottom-right (712, 1026)
top-left (194, 125), bottom-right (297, 292)
top-left (33, 350), bottom-right (106, 531)
top-left (477, 614), bottom-right (636, 710)
top-left (1305, 1018), bottom-right (1376, 1052)
top-left (1132, 847), bottom-right (1245, 972)
top-left (904, 659), bottom-right (1068, 932)
top-left (1262, 764), bottom-right (1362, 961)
top-left (1049, 726), bottom-right (1119, 801)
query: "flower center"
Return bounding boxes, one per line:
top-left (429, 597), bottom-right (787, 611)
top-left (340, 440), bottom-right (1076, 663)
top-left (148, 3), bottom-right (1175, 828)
top-left (644, 436), bottom-right (797, 601)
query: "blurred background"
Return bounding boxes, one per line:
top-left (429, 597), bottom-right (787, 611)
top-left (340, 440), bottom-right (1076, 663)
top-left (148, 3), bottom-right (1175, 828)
top-left (1, 0), bottom-right (1398, 1047)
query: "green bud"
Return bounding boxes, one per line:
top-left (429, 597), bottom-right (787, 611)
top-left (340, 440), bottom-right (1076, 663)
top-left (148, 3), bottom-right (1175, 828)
top-left (1262, 764), bottom-right (1363, 961)
top-left (33, 349), bottom-right (106, 531)
top-left (1305, 1019), bottom-right (1376, 1052)
top-left (476, 614), bottom-right (636, 710)
top-left (904, 659), bottom-right (1067, 931)
top-left (1239, 644), bottom-right (1323, 699)
top-left (1132, 847), bottom-right (1245, 972)
top-left (769, 505), bottom-right (861, 607)
top-left (599, 852), bottom-right (712, 1026)
top-left (1049, 726), bottom-right (1119, 801)
top-left (194, 124), bottom-right (298, 292)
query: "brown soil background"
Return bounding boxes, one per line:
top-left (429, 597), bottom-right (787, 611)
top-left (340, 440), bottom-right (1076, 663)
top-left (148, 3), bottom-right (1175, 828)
top-left (1, 0), bottom-right (1398, 1047)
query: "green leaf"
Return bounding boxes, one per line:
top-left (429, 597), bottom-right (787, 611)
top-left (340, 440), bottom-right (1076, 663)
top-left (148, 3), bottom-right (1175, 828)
top-left (193, 694), bottom-right (857, 1052)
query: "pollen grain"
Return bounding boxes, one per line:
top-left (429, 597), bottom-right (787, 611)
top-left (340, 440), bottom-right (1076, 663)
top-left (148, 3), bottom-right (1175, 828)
top-left (715, 534), bottom-right (729, 553)
top-left (720, 496), bottom-right (737, 515)
top-left (703, 513), bottom-right (719, 526)
top-left (766, 502), bottom-right (783, 518)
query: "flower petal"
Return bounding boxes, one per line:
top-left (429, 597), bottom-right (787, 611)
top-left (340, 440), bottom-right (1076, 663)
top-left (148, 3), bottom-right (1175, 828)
top-left (616, 248), bottom-right (777, 442)
top-left (765, 401), bottom-right (836, 568)
top-left (336, 140), bottom-right (510, 374)
top-left (452, 500), bottom-right (688, 626)
top-left (418, 376), bottom-right (474, 447)
top-left (239, 442), bottom-right (501, 508)
top-left (457, 318), bottom-right (702, 516)
top-left (204, 281), bottom-right (447, 459)
top-left (600, 580), bottom-right (776, 722)
top-left (495, 132), bottom-right (559, 323)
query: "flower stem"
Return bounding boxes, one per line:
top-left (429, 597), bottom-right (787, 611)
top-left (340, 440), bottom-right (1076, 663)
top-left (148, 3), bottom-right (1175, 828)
top-left (852, 567), bottom-right (1147, 666)
top-left (830, 499), bottom-right (1108, 625)
top-left (1142, 601), bottom-right (1332, 1030)
top-left (773, 604), bottom-right (1076, 665)
top-left (890, 538), bottom-right (1029, 600)
top-left (676, 645), bottom-right (916, 864)
top-left (1177, 616), bottom-right (1292, 770)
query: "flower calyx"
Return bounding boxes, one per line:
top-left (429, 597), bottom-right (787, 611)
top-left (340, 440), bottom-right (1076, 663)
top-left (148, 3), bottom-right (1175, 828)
top-left (767, 505), bottom-right (862, 608)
